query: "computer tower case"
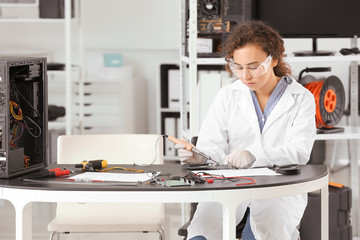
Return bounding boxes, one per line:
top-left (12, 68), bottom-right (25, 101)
top-left (0, 57), bottom-right (48, 178)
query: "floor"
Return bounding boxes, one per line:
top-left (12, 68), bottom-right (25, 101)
top-left (0, 161), bottom-right (358, 240)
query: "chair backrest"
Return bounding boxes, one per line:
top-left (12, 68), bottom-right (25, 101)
top-left (52, 134), bottom-right (165, 227)
top-left (57, 134), bottom-right (163, 165)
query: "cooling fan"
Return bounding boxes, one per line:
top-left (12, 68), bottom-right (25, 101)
top-left (198, 0), bottom-right (221, 20)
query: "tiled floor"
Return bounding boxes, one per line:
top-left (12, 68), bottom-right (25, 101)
top-left (0, 162), bottom-right (358, 240)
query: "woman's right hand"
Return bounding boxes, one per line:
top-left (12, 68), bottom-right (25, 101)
top-left (175, 144), bottom-right (205, 164)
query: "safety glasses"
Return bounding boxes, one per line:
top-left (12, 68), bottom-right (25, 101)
top-left (229, 55), bottom-right (272, 79)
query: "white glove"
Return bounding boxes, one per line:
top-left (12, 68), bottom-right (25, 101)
top-left (225, 150), bottom-right (255, 168)
top-left (175, 144), bottom-right (206, 164)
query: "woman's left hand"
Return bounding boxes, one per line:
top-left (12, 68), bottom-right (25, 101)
top-left (225, 150), bottom-right (256, 168)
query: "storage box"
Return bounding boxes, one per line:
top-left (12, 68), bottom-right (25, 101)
top-left (103, 54), bottom-right (123, 68)
top-left (39, 0), bottom-right (74, 19)
top-left (300, 185), bottom-right (352, 240)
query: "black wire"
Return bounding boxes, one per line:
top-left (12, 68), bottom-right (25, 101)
top-left (340, 47), bottom-right (360, 55)
top-left (194, 171), bottom-right (240, 183)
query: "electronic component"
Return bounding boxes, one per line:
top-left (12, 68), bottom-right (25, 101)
top-left (0, 57), bottom-right (48, 178)
top-left (159, 179), bottom-right (193, 187)
top-left (185, 0), bottom-right (255, 57)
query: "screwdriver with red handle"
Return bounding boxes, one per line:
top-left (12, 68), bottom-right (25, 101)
top-left (164, 135), bottom-right (216, 163)
top-left (49, 168), bottom-right (71, 177)
top-left (21, 168), bottom-right (71, 180)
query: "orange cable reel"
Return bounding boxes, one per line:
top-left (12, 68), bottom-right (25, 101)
top-left (304, 76), bottom-right (345, 129)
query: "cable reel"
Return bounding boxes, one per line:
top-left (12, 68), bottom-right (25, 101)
top-left (298, 67), bottom-right (345, 129)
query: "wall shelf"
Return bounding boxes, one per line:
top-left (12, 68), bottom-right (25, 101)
top-left (0, 18), bottom-right (79, 23)
top-left (315, 126), bottom-right (360, 140)
top-left (181, 54), bottom-right (360, 66)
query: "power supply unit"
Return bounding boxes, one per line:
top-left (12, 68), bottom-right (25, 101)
top-left (0, 57), bottom-right (48, 178)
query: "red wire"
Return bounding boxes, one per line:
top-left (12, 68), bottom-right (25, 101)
top-left (235, 176), bottom-right (256, 186)
top-left (197, 174), bottom-right (256, 186)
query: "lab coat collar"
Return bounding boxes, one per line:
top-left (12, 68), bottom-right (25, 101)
top-left (232, 80), bottom-right (261, 133)
top-left (262, 79), bottom-right (306, 134)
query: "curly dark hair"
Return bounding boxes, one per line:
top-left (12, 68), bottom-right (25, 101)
top-left (224, 20), bottom-right (291, 77)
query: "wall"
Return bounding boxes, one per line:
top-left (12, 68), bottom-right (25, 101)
top-left (80, 0), bottom-right (180, 133)
top-left (0, 0), bottom-right (181, 134)
top-left (0, 1), bottom-right (358, 137)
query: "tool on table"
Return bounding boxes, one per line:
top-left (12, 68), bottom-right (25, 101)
top-left (49, 168), bottom-right (71, 177)
top-left (164, 135), bottom-right (217, 164)
top-left (75, 159), bottom-right (108, 172)
top-left (74, 160), bottom-right (143, 173)
top-left (270, 164), bottom-right (301, 175)
top-left (63, 167), bottom-right (75, 174)
top-left (21, 168), bottom-right (70, 180)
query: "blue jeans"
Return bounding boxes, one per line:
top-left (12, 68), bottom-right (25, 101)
top-left (241, 212), bottom-right (256, 240)
top-left (189, 236), bottom-right (207, 240)
top-left (189, 213), bottom-right (256, 240)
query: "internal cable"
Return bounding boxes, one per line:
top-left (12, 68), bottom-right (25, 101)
top-left (12, 81), bottom-right (41, 122)
top-left (22, 116), bottom-right (41, 138)
top-left (9, 101), bottom-right (23, 121)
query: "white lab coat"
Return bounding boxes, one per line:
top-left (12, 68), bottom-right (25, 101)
top-left (187, 78), bottom-right (316, 240)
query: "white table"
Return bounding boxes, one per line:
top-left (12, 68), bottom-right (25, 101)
top-left (0, 164), bottom-right (328, 240)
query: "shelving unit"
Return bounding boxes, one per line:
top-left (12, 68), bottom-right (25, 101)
top-left (158, 64), bottom-right (181, 160)
top-left (180, 0), bottom-right (360, 237)
top-left (159, 62), bottom-right (230, 160)
top-left (47, 66), bottom-right (80, 131)
top-left (0, 0), bottom-right (82, 135)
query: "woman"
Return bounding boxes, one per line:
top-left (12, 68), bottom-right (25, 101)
top-left (176, 21), bottom-right (316, 240)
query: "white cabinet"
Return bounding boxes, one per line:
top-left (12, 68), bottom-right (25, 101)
top-left (75, 70), bottom-right (147, 134)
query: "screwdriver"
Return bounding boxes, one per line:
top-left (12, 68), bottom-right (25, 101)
top-left (164, 135), bottom-right (217, 163)
top-left (49, 168), bottom-right (71, 177)
top-left (75, 160), bottom-right (108, 172)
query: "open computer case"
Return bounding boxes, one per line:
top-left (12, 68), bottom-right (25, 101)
top-left (0, 57), bottom-right (48, 178)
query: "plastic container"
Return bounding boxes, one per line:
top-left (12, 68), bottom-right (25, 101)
top-left (103, 53), bottom-right (123, 67)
